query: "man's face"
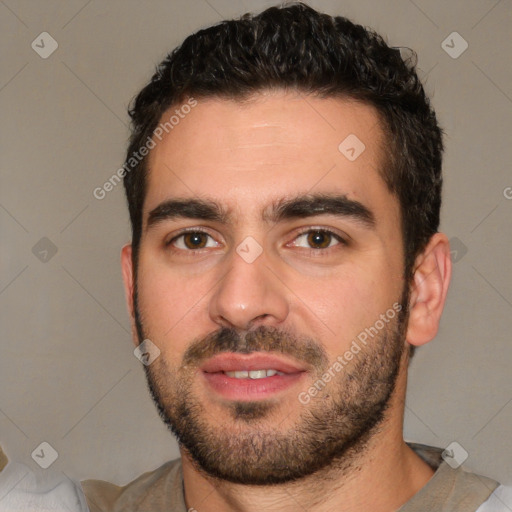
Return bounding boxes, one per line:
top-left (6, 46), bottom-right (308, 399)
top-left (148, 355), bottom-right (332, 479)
top-left (130, 92), bottom-right (409, 484)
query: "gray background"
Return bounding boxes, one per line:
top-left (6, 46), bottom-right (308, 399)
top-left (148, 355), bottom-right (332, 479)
top-left (1, 0), bottom-right (511, 488)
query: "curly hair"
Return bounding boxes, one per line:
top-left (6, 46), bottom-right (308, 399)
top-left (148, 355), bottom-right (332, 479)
top-left (123, 2), bottom-right (443, 282)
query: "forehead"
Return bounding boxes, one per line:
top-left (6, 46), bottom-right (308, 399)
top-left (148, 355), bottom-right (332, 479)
top-left (144, 92), bottom-right (397, 223)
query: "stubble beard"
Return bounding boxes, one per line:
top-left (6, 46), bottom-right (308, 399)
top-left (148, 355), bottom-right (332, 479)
top-left (135, 290), bottom-right (409, 485)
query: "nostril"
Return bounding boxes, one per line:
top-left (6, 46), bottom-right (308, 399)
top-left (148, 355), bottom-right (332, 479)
top-left (248, 314), bottom-right (271, 327)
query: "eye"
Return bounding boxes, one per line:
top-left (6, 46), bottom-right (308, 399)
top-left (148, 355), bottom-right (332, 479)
top-left (169, 231), bottom-right (219, 250)
top-left (292, 229), bottom-right (344, 250)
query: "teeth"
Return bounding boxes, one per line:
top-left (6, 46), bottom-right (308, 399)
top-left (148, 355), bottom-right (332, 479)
top-left (249, 370), bottom-right (267, 379)
top-left (224, 369), bottom-right (284, 379)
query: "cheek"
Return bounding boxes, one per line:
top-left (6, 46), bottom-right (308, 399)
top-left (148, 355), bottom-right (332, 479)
top-left (286, 267), bottom-right (398, 351)
top-left (136, 259), bottom-right (211, 347)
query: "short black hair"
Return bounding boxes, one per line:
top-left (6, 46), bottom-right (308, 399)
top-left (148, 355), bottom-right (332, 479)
top-left (123, 2), bottom-right (443, 282)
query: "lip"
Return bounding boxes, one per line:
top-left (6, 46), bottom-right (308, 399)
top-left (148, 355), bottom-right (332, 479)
top-left (200, 352), bottom-right (307, 401)
top-left (200, 352), bottom-right (307, 374)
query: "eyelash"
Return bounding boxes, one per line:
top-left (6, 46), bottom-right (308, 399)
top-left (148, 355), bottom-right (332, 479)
top-left (290, 228), bottom-right (348, 251)
top-left (166, 227), bottom-right (348, 255)
top-left (165, 228), bottom-right (215, 250)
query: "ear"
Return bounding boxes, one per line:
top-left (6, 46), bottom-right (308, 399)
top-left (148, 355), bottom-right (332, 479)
top-left (406, 233), bottom-right (452, 346)
top-left (121, 244), bottom-right (137, 344)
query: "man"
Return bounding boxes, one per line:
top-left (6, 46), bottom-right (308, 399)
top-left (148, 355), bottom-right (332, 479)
top-left (80, 3), bottom-right (511, 511)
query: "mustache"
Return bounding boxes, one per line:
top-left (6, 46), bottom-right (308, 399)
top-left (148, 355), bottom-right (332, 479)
top-left (182, 326), bottom-right (328, 370)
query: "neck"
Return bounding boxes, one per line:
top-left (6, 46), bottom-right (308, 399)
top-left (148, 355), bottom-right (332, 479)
top-left (180, 366), bottom-right (434, 512)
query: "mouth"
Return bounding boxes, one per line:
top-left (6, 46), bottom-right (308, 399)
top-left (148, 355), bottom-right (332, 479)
top-left (200, 352), bottom-right (307, 401)
top-left (223, 369), bottom-right (285, 379)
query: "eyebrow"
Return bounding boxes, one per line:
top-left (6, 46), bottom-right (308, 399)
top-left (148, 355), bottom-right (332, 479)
top-left (147, 199), bottom-right (228, 228)
top-left (146, 193), bottom-right (375, 230)
top-left (267, 194), bottom-right (375, 228)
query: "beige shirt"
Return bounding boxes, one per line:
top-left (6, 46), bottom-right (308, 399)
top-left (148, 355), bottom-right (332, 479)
top-left (80, 444), bottom-right (501, 512)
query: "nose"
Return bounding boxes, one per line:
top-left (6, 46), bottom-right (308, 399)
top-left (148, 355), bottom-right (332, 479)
top-left (208, 245), bottom-right (289, 330)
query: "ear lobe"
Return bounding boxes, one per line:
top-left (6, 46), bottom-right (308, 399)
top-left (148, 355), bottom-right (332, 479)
top-left (121, 244), bottom-right (141, 347)
top-left (406, 233), bottom-right (452, 347)
top-left (121, 244), bottom-right (135, 321)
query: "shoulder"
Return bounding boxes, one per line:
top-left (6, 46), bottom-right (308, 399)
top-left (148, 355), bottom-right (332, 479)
top-left (0, 453), bottom-right (88, 511)
top-left (403, 443), bottom-right (503, 511)
top-left (476, 485), bottom-right (512, 512)
top-left (81, 457), bottom-right (185, 512)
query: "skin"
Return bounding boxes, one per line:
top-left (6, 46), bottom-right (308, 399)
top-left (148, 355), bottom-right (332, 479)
top-left (121, 91), bottom-right (452, 512)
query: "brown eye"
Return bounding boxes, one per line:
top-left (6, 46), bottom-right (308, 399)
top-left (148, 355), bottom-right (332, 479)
top-left (170, 231), bottom-right (218, 251)
top-left (183, 232), bottom-right (208, 249)
top-left (291, 229), bottom-right (345, 251)
top-left (306, 230), bottom-right (333, 249)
